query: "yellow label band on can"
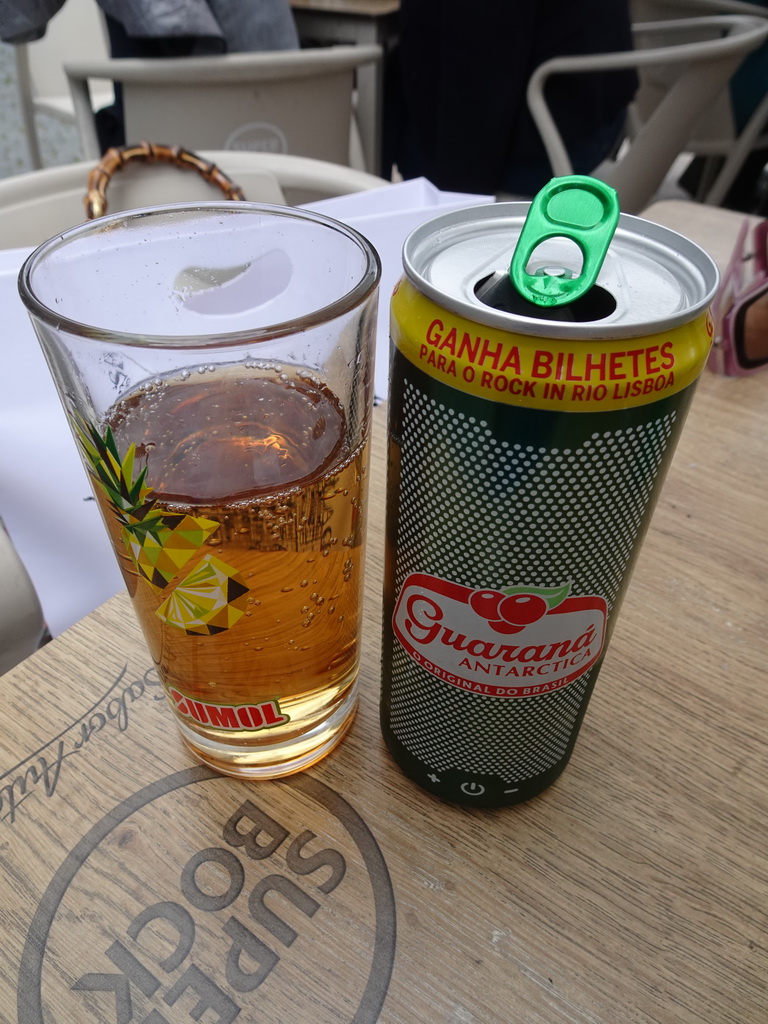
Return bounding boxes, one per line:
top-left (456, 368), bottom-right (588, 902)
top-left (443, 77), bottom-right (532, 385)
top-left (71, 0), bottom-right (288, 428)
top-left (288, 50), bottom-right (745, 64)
top-left (391, 278), bottom-right (713, 412)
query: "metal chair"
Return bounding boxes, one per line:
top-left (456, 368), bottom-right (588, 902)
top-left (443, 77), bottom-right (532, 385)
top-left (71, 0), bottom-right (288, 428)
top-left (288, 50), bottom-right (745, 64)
top-left (526, 13), bottom-right (768, 213)
top-left (630, 0), bottom-right (768, 206)
top-left (65, 45), bottom-right (383, 173)
top-left (12, 0), bottom-right (112, 169)
top-left (0, 149), bottom-right (389, 250)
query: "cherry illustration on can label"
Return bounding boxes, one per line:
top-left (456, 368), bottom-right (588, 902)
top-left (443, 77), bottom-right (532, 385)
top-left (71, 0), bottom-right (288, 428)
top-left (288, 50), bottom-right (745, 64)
top-left (393, 573), bottom-right (607, 699)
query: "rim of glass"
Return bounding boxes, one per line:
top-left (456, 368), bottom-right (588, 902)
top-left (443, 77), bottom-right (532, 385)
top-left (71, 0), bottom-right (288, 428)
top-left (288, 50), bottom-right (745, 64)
top-left (18, 201), bottom-right (382, 349)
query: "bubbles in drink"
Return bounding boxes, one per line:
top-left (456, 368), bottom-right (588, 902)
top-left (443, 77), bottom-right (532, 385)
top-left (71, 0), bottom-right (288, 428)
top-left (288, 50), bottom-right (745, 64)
top-left (95, 364), bottom-right (368, 776)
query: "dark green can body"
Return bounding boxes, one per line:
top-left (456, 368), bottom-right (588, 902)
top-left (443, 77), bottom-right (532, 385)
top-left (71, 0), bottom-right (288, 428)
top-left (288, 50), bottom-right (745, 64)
top-left (380, 203), bottom-right (718, 808)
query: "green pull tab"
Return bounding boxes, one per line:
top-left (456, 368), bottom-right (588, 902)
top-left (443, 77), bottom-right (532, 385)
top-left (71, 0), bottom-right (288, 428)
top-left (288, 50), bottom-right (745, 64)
top-left (510, 176), bottom-right (619, 307)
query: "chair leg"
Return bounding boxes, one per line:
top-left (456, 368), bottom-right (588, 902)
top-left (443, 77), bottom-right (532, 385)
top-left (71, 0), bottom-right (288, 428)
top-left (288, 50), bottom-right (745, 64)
top-left (695, 155), bottom-right (724, 201)
top-left (349, 109), bottom-right (366, 172)
top-left (14, 45), bottom-right (43, 170)
top-left (704, 89), bottom-right (768, 206)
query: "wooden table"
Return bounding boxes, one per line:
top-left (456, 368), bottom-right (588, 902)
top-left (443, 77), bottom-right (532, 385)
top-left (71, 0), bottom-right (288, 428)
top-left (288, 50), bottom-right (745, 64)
top-left (290, 0), bottom-right (400, 176)
top-left (2, 201), bottom-right (767, 1023)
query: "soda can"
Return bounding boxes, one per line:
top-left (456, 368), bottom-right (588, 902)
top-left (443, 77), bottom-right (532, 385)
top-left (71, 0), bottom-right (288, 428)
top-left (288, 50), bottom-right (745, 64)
top-left (380, 177), bottom-right (718, 808)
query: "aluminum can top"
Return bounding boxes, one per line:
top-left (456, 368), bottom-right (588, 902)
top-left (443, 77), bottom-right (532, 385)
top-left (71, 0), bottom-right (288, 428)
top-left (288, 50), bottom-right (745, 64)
top-left (402, 202), bottom-right (719, 341)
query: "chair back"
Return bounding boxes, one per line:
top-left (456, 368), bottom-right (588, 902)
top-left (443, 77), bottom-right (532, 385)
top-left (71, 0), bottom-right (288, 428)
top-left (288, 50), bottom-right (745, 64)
top-left (65, 45), bottom-right (382, 170)
top-left (13, 0), bottom-right (112, 168)
top-left (629, 0), bottom-right (768, 205)
top-left (526, 13), bottom-right (768, 213)
top-left (0, 150), bottom-right (388, 250)
top-left (0, 519), bottom-right (47, 676)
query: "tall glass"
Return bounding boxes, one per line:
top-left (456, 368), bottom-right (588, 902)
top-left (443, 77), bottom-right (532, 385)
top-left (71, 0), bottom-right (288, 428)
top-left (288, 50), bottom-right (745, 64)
top-left (19, 203), bottom-right (380, 779)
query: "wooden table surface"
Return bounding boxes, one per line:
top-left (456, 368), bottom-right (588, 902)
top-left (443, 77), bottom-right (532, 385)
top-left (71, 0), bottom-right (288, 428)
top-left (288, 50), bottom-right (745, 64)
top-left (1, 201), bottom-right (766, 1023)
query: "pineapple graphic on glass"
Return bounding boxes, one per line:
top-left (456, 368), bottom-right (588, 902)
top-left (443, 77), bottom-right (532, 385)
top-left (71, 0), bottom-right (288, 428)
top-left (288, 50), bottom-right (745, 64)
top-left (77, 417), bottom-right (249, 635)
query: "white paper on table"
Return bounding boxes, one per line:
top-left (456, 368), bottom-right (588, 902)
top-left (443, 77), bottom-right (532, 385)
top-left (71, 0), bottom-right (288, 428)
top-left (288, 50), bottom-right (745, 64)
top-left (305, 178), bottom-right (494, 400)
top-left (0, 247), bottom-right (124, 638)
top-left (0, 180), bottom-right (493, 637)
top-left (306, 176), bottom-right (489, 220)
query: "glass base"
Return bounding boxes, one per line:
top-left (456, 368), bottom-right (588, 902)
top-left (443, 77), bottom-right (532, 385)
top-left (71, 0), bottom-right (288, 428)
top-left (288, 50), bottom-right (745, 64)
top-left (176, 680), bottom-right (358, 780)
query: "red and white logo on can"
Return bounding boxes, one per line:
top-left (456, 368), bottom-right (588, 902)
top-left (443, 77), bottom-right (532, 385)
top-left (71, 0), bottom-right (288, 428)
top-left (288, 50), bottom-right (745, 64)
top-left (392, 573), bottom-right (607, 698)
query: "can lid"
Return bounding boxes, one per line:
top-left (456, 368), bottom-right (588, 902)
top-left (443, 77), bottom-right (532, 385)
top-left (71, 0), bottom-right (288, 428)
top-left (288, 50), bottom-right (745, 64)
top-left (402, 201), bottom-right (720, 340)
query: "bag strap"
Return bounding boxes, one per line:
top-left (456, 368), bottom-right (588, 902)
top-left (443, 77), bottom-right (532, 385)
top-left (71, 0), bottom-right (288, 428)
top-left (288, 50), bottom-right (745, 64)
top-left (85, 142), bottom-right (246, 220)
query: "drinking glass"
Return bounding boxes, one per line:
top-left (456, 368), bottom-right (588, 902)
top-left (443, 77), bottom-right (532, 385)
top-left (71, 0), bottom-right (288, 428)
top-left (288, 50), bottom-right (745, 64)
top-left (19, 202), bottom-right (380, 778)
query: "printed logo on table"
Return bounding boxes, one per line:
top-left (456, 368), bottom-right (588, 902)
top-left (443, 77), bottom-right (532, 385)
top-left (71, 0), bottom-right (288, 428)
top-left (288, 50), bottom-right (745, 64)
top-left (18, 770), bottom-right (396, 1024)
top-left (393, 572), bottom-right (607, 697)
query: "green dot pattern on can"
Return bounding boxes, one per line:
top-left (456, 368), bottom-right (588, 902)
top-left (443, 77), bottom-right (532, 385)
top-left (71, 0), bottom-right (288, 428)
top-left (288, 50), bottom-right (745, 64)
top-left (388, 378), bottom-right (677, 781)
